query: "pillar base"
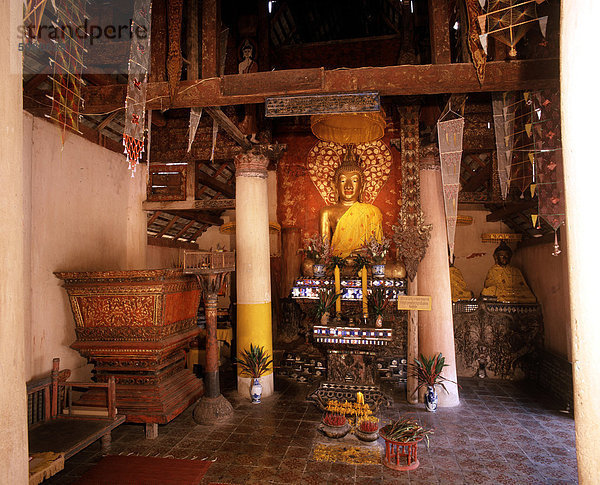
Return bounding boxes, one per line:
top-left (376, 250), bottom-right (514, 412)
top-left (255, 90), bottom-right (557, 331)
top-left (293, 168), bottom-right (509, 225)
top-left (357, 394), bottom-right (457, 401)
top-left (237, 374), bottom-right (274, 399)
top-left (192, 395), bottom-right (234, 424)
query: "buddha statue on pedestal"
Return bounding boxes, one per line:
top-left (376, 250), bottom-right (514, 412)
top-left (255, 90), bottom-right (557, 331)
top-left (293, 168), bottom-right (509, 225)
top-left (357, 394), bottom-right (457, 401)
top-left (319, 146), bottom-right (383, 258)
top-left (481, 242), bottom-right (536, 304)
top-left (449, 263), bottom-right (473, 302)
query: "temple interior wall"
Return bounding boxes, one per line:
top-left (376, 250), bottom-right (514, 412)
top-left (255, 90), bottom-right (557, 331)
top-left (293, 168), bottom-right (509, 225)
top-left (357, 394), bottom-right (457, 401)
top-left (453, 209), bottom-right (512, 296)
top-left (23, 112), bottom-right (148, 381)
top-left (513, 240), bottom-right (571, 360)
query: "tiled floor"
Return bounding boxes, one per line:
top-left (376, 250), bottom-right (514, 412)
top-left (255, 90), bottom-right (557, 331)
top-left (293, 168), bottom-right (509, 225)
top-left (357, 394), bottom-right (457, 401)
top-left (46, 375), bottom-right (578, 484)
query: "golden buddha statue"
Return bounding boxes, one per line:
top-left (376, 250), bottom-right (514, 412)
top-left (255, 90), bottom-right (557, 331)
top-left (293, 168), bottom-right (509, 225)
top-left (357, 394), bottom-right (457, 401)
top-left (449, 263), bottom-right (473, 302)
top-left (481, 242), bottom-right (536, 304)
top-left (319, 146), bottom-right (383, 258)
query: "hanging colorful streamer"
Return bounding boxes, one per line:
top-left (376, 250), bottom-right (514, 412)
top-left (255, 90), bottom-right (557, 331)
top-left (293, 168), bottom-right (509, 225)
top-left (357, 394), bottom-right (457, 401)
top-left (46, 0), bottom-right (87, 144)
top-left (465, 0), bottom-right (487, 84)
top-left (123, 0), bottom-right (153, 176)
top-left (531, 90), bottom-right (565, 255)
top-left (437, 114), bottom-right (465, 260)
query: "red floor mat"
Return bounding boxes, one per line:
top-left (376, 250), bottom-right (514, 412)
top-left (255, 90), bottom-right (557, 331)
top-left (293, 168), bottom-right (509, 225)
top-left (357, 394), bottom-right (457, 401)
top-left (75, 455), bottom-right (211, 485)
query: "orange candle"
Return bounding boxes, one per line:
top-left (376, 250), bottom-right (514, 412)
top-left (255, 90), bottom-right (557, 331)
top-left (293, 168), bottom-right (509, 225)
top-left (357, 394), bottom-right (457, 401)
top-left (361, 266), bottom-right (368, 318)
top-left (334, 265), bottom-right (342, 314)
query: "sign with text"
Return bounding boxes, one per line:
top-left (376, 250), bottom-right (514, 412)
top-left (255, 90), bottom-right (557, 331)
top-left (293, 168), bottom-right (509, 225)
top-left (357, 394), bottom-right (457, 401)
top-left (397, 296), bottom-right (432, 311)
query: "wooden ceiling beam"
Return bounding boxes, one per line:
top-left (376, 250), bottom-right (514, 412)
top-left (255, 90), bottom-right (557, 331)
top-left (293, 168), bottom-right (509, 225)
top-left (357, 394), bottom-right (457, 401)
top-left (147, 236), bottom-right (199, 250)
top-left (205, 106), bottom-right (252, 149)
top-left (81, 59), bottom-right (559, 113)
top-left (164, 210), bottom-right (223, 226)
top-left (147, 211), bottom-right (163, 225)
top-left (174, 220), bottom-right (196, 239)
top-left (156, 215), bottom-right (180, 237)
top-left (196, 169), bottom-right (235, 198)
top-left (428, 0), bottom-right (451, 64)
top-left (462, 164), bottom-right (490, 192)
top-left (24, 74), bottom-right (48, 91)
top-left (486, 199), bottom-right (537, 222)
top-left (143, 199), bottom-right (235, 211)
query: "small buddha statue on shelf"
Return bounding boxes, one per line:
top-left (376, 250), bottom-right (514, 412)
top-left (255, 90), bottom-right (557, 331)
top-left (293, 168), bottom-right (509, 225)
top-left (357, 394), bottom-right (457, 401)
top-left (449, 262), bottom-right (473, 302)
top-left (319, 146), bottom-right (384, 258)
top-left (481, 242), bottom-right (536, 304)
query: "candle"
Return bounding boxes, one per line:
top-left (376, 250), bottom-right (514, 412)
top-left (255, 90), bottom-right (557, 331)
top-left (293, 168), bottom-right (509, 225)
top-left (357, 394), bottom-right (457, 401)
top-left (334, 265), bottom-right (342, 314)
top-left (361, 266), bottom-right (368, 318)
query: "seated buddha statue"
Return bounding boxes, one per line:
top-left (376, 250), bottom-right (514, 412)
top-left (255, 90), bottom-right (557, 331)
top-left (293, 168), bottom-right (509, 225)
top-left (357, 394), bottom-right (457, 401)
top-left (481, 242), bottom-right (536, 304)
top-left (449, 263), bottom-right (473, 302)
top-left (319, 146), bottom-right (383, 258)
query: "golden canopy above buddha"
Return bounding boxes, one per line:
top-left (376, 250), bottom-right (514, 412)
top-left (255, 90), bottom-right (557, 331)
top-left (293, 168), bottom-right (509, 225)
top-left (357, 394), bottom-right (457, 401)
top-left (319, 146), bottom-right (383, 258)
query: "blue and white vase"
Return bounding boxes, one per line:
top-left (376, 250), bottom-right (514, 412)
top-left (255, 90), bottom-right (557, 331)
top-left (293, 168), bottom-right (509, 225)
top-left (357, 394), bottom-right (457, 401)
top-left (251, 378), bottom-right (263, 404)
top-left (372, 264), bottom-right (385, 278)
top-left (425, 385), bottom-right (438, 412)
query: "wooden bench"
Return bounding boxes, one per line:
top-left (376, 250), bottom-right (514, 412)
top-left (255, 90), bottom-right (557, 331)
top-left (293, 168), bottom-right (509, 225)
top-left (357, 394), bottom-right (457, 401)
top-left (27, 358), bottom-right (126, 483)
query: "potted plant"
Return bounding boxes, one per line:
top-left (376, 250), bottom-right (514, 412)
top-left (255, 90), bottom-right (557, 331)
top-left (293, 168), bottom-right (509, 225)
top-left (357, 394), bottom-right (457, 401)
top-left (367, 286), bottom-right (390, 328)
top-left (303, 234), bottom-right (332, 277)
top-left (314, 288), bottom-right (340, 325)
top-left (410, 353), bottom-right (457, 412)
top-left (320, 413), bottom-right (350, 439)
top-left (379, 417), bottom-right (432, 471)
top-left (362, 235), bottom-right (391, 278)
top-left (236, 343), bottom-right (273, 404)
top-left (355, 416), bottom-right (379, 442)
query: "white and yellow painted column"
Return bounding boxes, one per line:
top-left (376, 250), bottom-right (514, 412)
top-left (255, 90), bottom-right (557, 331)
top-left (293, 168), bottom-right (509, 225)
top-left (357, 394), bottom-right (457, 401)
top-left (234, 151), bottom-right (274, 397)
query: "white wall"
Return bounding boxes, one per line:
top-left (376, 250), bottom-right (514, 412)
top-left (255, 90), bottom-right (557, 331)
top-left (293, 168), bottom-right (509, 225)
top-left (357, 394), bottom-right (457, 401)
top-left (24, 113), bottom-right (148, 380)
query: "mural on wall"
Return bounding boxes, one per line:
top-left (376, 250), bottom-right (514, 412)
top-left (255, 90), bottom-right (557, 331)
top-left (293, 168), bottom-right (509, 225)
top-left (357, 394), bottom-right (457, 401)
top-left (277, 135), bottom-right (401, 245)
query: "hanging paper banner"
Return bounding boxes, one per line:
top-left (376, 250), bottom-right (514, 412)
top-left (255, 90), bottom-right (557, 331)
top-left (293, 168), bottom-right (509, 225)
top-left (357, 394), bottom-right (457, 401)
top-left (538, 16), bottom-right (548, 38)
top-left (478, 15), bottom-right (487, 33)
top-left (532, 90), bottom-right (565, 245)
top-left (46, 0), bottom-right (87, 144)
top-left (530, 183), bottom-right (536, 198)
top-left (531, 214), bottom-right (538, 227)
top-left (188, 107), bottom-right (203, 152)
top-left (437, 116), bottom-right (465, 260)
top-left (210, 118), bottom-right (219, 163)
top-left (478, 0), bottom-right (486, 9)
top-left (123, 0), bottom-right (153, 175)
top-left (492, 92), bottom-right (515, 199)
top-left (465, 0), bottom-right (487, 84)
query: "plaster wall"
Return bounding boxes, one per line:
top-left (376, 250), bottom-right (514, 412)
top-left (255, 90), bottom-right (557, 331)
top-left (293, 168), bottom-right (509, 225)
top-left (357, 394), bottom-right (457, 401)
top-left (24, 113), bottom-right (148, 380)
top-left (513, 240), bottom-right (571, 360)
top-left (453, 209), bottom-right (512, 296)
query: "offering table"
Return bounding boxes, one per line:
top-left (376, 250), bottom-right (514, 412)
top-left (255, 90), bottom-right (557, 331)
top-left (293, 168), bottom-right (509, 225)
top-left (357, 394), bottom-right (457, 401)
top-left (55, 269), bottom-right (203, 437)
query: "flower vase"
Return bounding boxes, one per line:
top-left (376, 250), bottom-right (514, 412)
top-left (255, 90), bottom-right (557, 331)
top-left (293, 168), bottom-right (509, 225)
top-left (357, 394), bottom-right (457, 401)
top-left (372, 264), bottom-right (385, 278)
top-left (251, 377), bottom-right (263, 404)
top-left (425, 385), bottom-right (438, 412)
top-left (313, 263), bottom-right (326, 278)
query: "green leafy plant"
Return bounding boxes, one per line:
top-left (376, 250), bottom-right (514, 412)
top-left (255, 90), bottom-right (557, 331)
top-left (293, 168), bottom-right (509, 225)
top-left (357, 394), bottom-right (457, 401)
top-left (327, 255), bottom-right (347, 273)
top-left (314, 288), bottom-right (340, 320)
top-left (362, 235), bottom-right (391, 264)
top-left (379, 417), bottom-right (432, 446)
top-left (367, 285), bottom-right (390, 316)
top-left (236, 344), bottom-right (273, 379)
top-left (410, 353), bottom-right (457, 395)
top-left (352, 253), bottom-right (372, 273)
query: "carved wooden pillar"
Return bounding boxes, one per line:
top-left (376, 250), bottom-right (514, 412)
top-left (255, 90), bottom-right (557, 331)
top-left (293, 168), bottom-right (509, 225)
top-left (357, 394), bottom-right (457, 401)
top-left (193, 272), bottom-right (233, 423)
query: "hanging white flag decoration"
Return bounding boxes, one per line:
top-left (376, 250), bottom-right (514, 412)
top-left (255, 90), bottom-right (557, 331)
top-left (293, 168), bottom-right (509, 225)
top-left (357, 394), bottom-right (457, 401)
top-left (188, 107), bottom-right (203, 152)
top-left (538, 16), bottom-right (548, 38)
top-left (437, 115), bottom-right (465, 260)
top-left (210, 118), bottom-right (219, 163)
top-left (479, 34), bottom-right (488, 55)
top-left (478, 0), bottom-right (486, 9)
